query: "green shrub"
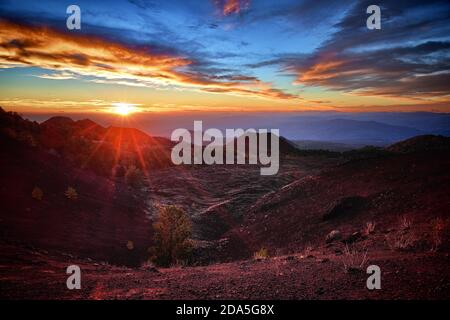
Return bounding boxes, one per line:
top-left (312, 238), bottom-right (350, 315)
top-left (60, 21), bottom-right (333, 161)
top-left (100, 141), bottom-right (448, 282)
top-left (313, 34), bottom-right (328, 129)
top-left (125, 165), bottom-right (144, 188)
top-left (31, 187), bottom-right (43, 201)
top-left (149, 206), bottom-right (192, 267)
top-left (126, 240), bottom-right (134, 250)
top-left (65, 186), bottom-right (78, 200)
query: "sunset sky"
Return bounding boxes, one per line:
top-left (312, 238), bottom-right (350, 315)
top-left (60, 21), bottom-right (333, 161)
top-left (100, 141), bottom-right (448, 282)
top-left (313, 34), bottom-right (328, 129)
top-left (0, 0), bottom-right (449, 114)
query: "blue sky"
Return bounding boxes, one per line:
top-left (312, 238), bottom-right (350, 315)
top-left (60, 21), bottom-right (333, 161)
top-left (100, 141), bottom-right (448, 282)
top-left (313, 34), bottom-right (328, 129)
top-left (0, 0), bottom-right (449, 113)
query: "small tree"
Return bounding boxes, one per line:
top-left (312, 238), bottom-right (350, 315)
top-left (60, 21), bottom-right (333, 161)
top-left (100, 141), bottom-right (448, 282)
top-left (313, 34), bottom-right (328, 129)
top-left (125, 165), bottom-right (144, 188)
top-left (126, 240), bottom-right (134, 250)
top-left (65, 186), bottom-right (78, 200)
top-left (32, 187), bottom-right (43, 201)
top-left (149, 206), bottom-right (192, 267)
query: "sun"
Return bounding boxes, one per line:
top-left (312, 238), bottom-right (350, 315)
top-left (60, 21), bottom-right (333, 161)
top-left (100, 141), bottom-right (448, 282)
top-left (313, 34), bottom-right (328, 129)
top-left (112, 102), bottom-right (137, 116)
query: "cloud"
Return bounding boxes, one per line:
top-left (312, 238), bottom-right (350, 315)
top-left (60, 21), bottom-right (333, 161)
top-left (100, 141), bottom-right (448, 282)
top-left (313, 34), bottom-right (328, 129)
top-left (244, 0), bottom-right (353, 28)
top-left (35, 71), bottom-right (78, 80)
top-left (0, 19), bottom-right (297, 101)
top-left (214, 0), bottom-right (250, 16)
top-left (262, 0), bottom-right (450, 101)
top-left (0, 97), bottom-right (115, 112)
top-left (290, 41), bottom-right (450, 99)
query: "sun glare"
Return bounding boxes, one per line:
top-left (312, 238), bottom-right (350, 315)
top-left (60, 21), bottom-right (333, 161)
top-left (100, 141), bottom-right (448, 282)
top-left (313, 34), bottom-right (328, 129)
top-left (112, 102), bottom-right (137, 116)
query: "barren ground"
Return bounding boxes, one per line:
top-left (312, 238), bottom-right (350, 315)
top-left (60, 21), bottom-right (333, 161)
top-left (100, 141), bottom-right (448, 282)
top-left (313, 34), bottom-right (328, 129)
top-left (1, 241), bottom-right (448, 300)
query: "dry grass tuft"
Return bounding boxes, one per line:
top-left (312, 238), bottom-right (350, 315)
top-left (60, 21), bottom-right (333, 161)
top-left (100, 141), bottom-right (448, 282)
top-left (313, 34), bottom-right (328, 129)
top-left (364, 221), bottom-right (376, 235)
top-left (254, 247), bottom-right (269, 260)
top-left (341, 244), bottom-right (368, 273)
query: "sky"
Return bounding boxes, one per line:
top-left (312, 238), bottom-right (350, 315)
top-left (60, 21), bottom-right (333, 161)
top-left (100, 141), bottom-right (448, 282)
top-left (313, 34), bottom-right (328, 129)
top-left (0, 0), bottom-right (449, 114)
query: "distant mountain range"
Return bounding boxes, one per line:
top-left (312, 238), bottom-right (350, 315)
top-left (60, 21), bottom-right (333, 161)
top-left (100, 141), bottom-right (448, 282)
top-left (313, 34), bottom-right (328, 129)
top-left (278, 118), bottom-right (423, 145)
top-left (0, 108), bottom-right (174, 177)
top-left (259, 112), bottom-right (450, 146)
top-left (25, 111), bottom-right (450, 148)
top-left (40, 116), bottom-right (171, 149)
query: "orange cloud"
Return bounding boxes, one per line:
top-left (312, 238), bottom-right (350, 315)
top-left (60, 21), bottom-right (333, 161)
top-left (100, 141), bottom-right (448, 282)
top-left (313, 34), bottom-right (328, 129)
top-left (216, 0), bottom-right (250, 16)
top-left (296, 60), bottom-right (345, 83)
top-left (289, 46), bottom-right (450, 103)
top-left (0, 19), bottom-right (296, 101)
top-left (0, 97), bottom-right (114, 113)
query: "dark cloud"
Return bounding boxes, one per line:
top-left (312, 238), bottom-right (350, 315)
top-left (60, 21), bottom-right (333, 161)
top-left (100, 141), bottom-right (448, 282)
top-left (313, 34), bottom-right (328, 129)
top-left (264, 0), bottom-right (450, 99)
top-left (236, 0), bottom-right (354, 30)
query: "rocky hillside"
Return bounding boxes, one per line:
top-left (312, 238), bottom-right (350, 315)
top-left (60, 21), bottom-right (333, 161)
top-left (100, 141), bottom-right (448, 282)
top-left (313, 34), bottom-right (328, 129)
top-left (1, 109), bottom-right (449, 299)
top-left (222, 135), bottom-right (450, 258)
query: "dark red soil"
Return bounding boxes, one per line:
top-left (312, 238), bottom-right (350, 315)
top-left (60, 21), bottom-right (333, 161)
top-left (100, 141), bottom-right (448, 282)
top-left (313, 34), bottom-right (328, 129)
top-left (1, 109), bottom-right (449, 299)
top-left (1, 241), bottom-right (448, 300)
top-left (0, 133), bottom-right (153, 266)
top-left (227, 150), bottom-right (450, 256)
